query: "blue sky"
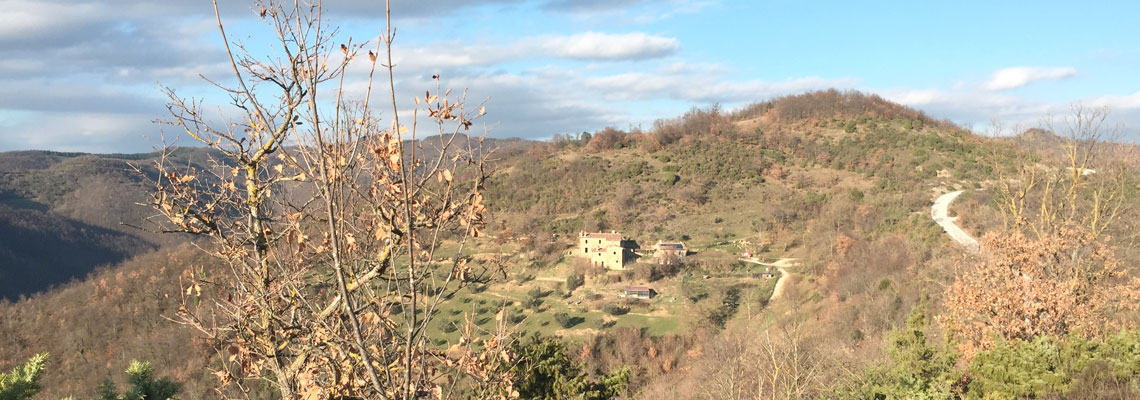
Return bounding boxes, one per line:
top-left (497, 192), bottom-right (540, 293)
top-left (1, 0), bottom-right (1138, 152)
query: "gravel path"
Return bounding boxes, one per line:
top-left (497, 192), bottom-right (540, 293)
top-left (740, 257), bottom-right (798, 300)
top-left (931, 190), bottom-right (980, 252)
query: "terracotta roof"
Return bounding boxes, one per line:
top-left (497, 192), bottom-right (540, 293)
top-left (583, 232), bottom-right (623, 241)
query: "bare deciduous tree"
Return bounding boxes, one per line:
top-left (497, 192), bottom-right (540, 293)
top-left (691, 320), bottom-right (824, 400)
top-left (142, 1), bottom-right (515, 398)
top-left (996, 104), bottom-right (1128, 238)
top-left (750, 321), bottom-right (824, 400)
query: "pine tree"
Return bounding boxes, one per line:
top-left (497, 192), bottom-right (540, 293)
top-left (96, 378), bottom-right (118, 400)
top-left (885, 296), bottom-right (958, 395)
top-left (503, 334), bottom-right (629, 400)
top-left (967, 336), bottom-right (1067, 398)
top-left (0, 353), bottom-right (48, 400)
top-left (96, 360), bottom-right (180, 400)
top-left (858, 296), bottom-right (959, 399)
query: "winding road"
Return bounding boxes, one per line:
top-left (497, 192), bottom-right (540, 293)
top-left (730, 191), bottom-right (977, 305)
top-left (931, 190), bottom-right (980, 252)
top-left (739, 257), bottom-right (798, 300)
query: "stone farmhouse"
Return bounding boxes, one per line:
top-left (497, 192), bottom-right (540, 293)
top-left (578, 231), bottom-right (633, 270)
top-left (579, 231), bottom-right (690, 271)
top-left (652, 240), bottom-right (687, 265)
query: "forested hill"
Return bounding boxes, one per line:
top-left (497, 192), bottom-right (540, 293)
top-left (0, 137), bottom-right (532, 300)
top-left (482, 90), bottom-right (1019, 247)
top-left (0, 150), bottom-right (175, 299)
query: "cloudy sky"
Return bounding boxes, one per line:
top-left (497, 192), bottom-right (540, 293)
top-left (1, 0), bottom-right (1138, 152)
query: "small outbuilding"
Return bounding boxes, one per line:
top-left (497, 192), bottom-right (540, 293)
top-left (623, 286), bottom-right (657, 299)
top-left (761, 266), bottom-right (777, 279)
top-left (653, 240), bottom-right (687, 265)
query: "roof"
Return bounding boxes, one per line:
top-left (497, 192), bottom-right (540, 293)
top-left (624, 286), bottom-right (653, 292)
top-left (583, 232), bottom-right (623, 241)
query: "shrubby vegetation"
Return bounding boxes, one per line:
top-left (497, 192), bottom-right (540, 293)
top-left (0, 245), bottom-right (214, 398)
top-left (847, 299), bottom-right (1140, 399)
top-left (748, 89), bottom-right (947, 128)
top-left (566, 272), bottom-right (585, 293)
top-left (0, 205), bottom-right (155, 300)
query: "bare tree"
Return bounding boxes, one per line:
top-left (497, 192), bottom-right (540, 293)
top-left (968, 105), bottom-right (1140, 361)
top-left (750, 321), bottom-right (823, 400)
top-left (696, 333), bottom-right (750, 400)
top-left (143, 1), bottom-right (514, 398)
top-left (692, 320), bottom-right (824, 400)
top-left (996, 104), bottom-right (1128, 238)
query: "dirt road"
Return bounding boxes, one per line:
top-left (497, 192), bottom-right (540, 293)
top-left (931, 190), bottom-right (980, 252)
top-left (740, 257), bottom-right (798, 300)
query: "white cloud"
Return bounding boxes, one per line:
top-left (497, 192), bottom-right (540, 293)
top-left (0, 80), bottom-right (163, 114)
top-left (0, 1), bottom-right (100, 39)
top-left (1083, 90), bottom-right (1140, 142)
top-left (887, 89), bottom-right (947, 106)
top-left (586, 64), bottom-right (856, 103)
top-left (982, 66), bottom-right (1077, 91)
top-left (0, 111), bottom-right (162, 153)
top-left (882, 86), bottom-right (1140, 143)
top-left (539, 32), bottom-right (679, 61)
top-left (884, 88), bottom-right (1055, 126)
top-left (2, 1), bottom-right (682, 152)
top-left (541, 0), bottom-right (642, 14)
top-left (1087, 89), bottom-right (1140, 110)
top-left (7, 0), bottom-right (1133, 152)
top-left (391, 42), bottom-right (518, 70)
top-left (379, 69), bottom-right (626, 140)
top-left (385, 31), bottom-right (681, 71)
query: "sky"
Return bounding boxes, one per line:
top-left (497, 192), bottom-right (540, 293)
top-left (1, 0), bottom-right (1138, 153)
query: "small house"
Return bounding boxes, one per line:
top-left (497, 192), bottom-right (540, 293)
top-left (761, 267), bottom-right (776, 279)
top-left (653, 240), bottom-right (687, 265)
top-left (624, 286), bottom-right (656, 299)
